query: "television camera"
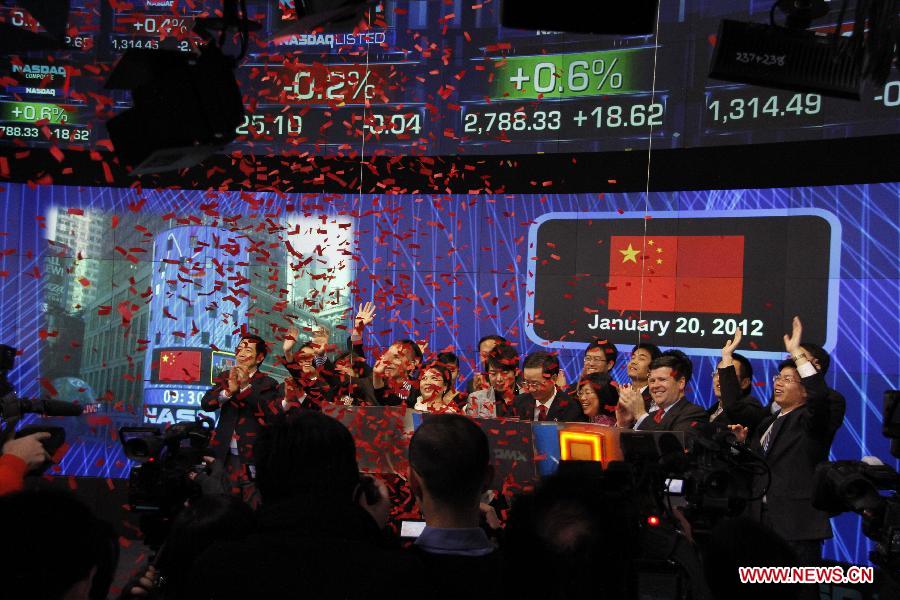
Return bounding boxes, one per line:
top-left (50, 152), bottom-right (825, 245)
top-left (119, 417), bottom-right (214, 548)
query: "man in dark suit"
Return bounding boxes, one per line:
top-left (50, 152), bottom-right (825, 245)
top-left (709, 330), bottom-right (767, 434)
top-left (616, 351), bottom-right (706, 433)
top-left (407, 414), bottom-right (501, 599)
top-left (627, 342), bottom-right (662, 411)
top-left (514, 351), bottom-right (586, 422)
top-left (467, 341), bottom-right (520, 418)
top-left (201, 334), bottom-right (279, 505)
top-left (732, 317), bottom-right (844, 565)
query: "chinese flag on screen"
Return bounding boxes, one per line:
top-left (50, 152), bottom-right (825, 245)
top-left (158, 350), bottom-right (202, 383)
top-left (607, 236), bottom-right (744, 313)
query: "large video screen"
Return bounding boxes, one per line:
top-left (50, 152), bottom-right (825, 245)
top-left (0, 0), bottom-right (897, 156)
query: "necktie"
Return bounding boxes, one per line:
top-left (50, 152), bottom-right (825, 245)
top-left (653, 409), bottom-right (664, 424)
top-left (761, 417), bottom-right (781, 454)
top-left (537, 404), bottom-right (548, 422)
top-left (313, 355), bottom-right (326, 368)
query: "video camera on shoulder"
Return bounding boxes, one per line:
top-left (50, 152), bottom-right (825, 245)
top-left (119, 416), bottom-right (214, 549)
top-left (813, 390), bottom-right (900, 580)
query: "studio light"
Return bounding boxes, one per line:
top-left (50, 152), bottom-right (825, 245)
top-left (710, 0), bottom-right (900, 100)
top-left (104, 0), bottom-right (255, 176)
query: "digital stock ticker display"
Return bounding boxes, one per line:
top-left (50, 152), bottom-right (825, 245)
top-left (0, 0), bottom-right (898, 157)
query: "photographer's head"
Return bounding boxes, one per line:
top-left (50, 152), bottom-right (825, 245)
top-left (0, 489), bottom-right (118, 600)
top-left (408, 414), bottom-right (492, 524)
top-left (155, 494), bottom-right (255, 600)
top-left (503, 464), bottom-right (639, 599)
top-left (255, 412), bottom-right (359, 505)
top-left (236, 334), bottom-right (267, 369)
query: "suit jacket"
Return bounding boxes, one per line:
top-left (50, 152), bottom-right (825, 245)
top-left (201, 369), bottom-right (280, 463)
top-left (748, 371), bottom-right (843, 541)
top-left (708, 364), bottom-right (768, 434)
top-left (277, 376), bottom-right (330, 412)
top-left (635, 397), bottom-right (706, 433)
top-left (408, 546), bottom-right (503, 600)
top-left (374, 380), bottom-right (420, 408)
top-left (512, 389), bottom-right (587, 422)
top-left (329, 376), bottom-right (377, 406)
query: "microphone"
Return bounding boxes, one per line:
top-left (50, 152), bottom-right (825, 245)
top-left (18, 398), bottom-right (84, 417)
top-left (1, 394), bottom-right (84, 418)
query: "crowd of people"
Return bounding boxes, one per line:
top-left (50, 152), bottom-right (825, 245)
top-left (0, 309), bottom-right (851, 599)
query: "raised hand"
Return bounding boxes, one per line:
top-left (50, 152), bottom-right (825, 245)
top-left (354, 302), bottom-right (376, 330)
top-left (283, 325), bottom-right (300, 357)
top-left (783, 316), bottom-right (803, 355)
top-left (722, 328), bottom-right (742, 358)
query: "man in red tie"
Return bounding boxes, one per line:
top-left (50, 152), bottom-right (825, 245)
top-left (615, 350), bottom-right (706, 433)
top-left (513, 351), bottom-right (586, 422)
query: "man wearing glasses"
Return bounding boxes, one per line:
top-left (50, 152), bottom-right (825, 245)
top-left (729, 317), bottom-right (843, 565)
top-left (513, 351), bottom-right (586, 422)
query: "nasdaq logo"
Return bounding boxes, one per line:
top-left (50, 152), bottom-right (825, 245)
top-left (25, 87), bottom-right (57, 96)
top-left (273, 31), bottom-right (392, 49)
top-left (144, 406), bottom-right (216, 424)
top-left (11, 64), bottom-right (67, 80)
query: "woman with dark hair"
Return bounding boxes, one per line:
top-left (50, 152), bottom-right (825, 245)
top-left (576, 372), bottom-right (618, 426)
top-left (414, 363), bottom-right (462, 414)
top-left (435, 351), bottom-right (466, 408)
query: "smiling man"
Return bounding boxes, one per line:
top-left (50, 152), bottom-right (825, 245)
top-left (373, 339), bottom-right (423, 407)
top-left (513, 351), bottom-right (586, 422)
top-left (616, 351), bottom-right (706, 433)
top-left (201, 334), bottom-right (280, 505)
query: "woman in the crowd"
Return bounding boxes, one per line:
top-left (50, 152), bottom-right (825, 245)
top-left (576, 372), bottom-right (618, 426)
top-left (414, 363), bottom-right (463, 414)
top-left (435, 351), bottom-right (466, 407)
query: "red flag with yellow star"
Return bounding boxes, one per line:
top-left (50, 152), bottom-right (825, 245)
top-left (158, 350), bottom-right (202, 383)
top-left (607, 236), bottom-right (744, 313)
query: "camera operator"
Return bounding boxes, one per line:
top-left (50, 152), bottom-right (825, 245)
top-left (0, 431), bottom-right (51, 495)
top-left (188, 411), bottom-right (425, 599)
top-left (200, 334), bottom-right (279, 507)
top-left (730, 317), bottom-right (844, 565)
